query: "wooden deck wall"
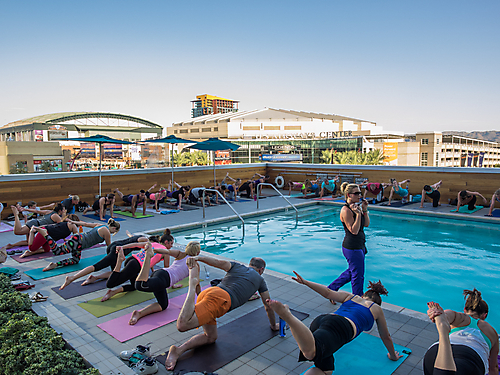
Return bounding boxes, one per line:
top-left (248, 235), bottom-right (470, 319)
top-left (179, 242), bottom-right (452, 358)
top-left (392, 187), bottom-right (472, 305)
top-left (1, 163), bottom-right (499, 218)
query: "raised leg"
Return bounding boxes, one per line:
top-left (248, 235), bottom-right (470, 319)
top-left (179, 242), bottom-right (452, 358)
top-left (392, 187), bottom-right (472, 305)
top-left (428, 302), bottom-right (456, 372)
top-left (60, 265), bottom-right (96, 290)
top-left (176, 262), bottom-right (201, 331)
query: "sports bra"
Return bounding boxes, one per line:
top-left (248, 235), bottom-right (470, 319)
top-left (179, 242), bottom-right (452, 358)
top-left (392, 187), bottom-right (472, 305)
top-left (335, 299), bottom-right (375, 338)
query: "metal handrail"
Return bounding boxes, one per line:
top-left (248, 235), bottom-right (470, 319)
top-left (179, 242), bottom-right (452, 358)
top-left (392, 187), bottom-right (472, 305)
top-left (202, 188), bottom-right (245, 226)
top-left (256, 183), bottom-right (298, 217)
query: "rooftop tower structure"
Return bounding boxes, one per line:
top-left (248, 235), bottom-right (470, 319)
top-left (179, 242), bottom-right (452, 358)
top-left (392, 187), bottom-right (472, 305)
top-left (191, 94), bottom-right (239, 118)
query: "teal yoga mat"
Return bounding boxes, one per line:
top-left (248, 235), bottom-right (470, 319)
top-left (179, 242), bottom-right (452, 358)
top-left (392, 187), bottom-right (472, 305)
top-left (299, 333), bottom-right (410, 374)
top-left (451, 205), bottom-right (484, 213)
top-left (25, 255), bottom-right (103, 280)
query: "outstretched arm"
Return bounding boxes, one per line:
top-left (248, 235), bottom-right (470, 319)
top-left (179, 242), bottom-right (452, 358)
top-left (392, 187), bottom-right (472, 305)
top-left (373, 307), bottom-right (401, 361)
top-left (260, 290), bottom-right (279, 330)
top-left (420, 190), bottom-right (426, 208)
top-left (292, 271), bottom-right (351, 303)
top-left (188, 255), bottom-right (232, 272)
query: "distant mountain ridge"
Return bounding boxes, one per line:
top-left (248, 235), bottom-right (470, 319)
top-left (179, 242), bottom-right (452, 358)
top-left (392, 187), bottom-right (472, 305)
top-left (443, 131), bottom-right (500, 143)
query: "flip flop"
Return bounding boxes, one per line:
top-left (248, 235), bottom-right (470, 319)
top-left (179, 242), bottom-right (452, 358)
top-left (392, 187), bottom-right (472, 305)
top-left (29, 292), bottom-right (48, 303)
top-left (6, 250), bottom-right (15, 255)
top-left (14, 282), bottom-right (35, 291)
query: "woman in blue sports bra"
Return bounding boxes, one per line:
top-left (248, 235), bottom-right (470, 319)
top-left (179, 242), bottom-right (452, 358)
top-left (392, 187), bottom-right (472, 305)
top-left (424, 289), bottom-right (499, 375)
top-left (388, 178), bottom-right (411, 205)
top-left (267, 273), bottom-right (402, 374)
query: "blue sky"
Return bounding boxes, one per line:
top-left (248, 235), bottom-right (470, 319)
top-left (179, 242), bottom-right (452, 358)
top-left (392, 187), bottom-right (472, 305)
top-left (1, 1), bottom-right (499, 133)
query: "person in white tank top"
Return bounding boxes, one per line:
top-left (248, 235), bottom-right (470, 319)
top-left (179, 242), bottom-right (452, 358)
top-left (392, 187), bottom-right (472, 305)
top-left (424, 289), bottom-right (499, 375)
top-left (129, 240), bottom-right (201, 325)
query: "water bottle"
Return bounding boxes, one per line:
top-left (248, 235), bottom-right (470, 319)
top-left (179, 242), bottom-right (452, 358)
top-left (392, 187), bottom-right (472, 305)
top-left (204, 265), bottom-right (210, 278)
top-left (409, 195), bottom-right (413, 202)
top-left (279, 318), bottom-right (286, 337)
top-left (79, 226), bottom-right (83, 233)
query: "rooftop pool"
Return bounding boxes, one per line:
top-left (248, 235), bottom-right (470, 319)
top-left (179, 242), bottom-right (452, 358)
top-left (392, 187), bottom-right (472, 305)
top-left (169, 205), bottom-right (500, 326)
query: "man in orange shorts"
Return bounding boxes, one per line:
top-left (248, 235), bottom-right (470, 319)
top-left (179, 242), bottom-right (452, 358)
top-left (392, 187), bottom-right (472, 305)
top-left (165, 255), bottom-right (279, 370)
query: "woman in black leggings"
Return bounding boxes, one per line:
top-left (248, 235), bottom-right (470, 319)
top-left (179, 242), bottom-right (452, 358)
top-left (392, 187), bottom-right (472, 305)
top-left (129, 240), bottom-right (201, 325)
top-left (59, 233), bottom-right (150, 290)
top-left (100, 229), bottom-right (174, 302)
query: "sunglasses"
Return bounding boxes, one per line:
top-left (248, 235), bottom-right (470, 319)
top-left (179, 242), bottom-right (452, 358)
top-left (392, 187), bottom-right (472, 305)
top-left (350, 192), bottom-right (362, 196)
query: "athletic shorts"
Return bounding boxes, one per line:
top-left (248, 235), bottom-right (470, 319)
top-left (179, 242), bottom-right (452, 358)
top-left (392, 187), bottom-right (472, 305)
top-left (194, 287), bottom-right (231, 326)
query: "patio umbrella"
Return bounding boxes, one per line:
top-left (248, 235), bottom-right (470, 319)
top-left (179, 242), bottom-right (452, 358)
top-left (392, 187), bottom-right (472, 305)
top-left (64, 134), bottom-right (136, 196)
top-left (187, 138), bottom-right (240, 185)
top-left (142, 135), bottom-right (197, 183)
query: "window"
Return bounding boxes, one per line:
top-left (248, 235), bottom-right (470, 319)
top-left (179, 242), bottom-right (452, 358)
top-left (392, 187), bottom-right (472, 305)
top-left (202, 128), bottom-right (212, 132)
top-left (421, 152), bottom-right (428, 166)
top-left (421, 138), bottom-right (429, 145)
top-left (436, 139), bottom-right (440, 145)
top-left (435, 152), bottom-right (439, 166)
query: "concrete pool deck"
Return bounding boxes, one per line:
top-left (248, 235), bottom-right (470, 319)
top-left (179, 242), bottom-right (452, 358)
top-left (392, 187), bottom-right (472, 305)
top-left (2, 191), bottom-right (498, 375)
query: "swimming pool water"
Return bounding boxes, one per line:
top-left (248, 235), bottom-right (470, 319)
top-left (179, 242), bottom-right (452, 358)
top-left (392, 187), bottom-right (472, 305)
top-left (174, 205), bottom-right (500, 326)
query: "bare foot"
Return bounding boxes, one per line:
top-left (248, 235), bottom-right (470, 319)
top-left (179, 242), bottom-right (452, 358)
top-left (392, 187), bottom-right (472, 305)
top-left (129, 310), bottom-right (141, 325)
top-left (171, 283), bottom-right (183, 289)
top-left (34, 227), bottom-right (48, 237)
top-left (266, 299), bottom-right (292, 319)
top-left (81, 275), bottom-right (98, 286)
top-left (188, 262), bottom-right (200, 288)
top-left (116, 247), bottom-right (125, 263)
top-left (60, 275), bottom-right (74, 290)
top-left (165, 345), bottom-right (181, 371)
top-left (43, 262), bottom-right (57, 272)
top-left (20, 250), bottom-right (32, 258)
top-left (101, 290), bottom-right (114, 302)
top-left (427, 301), bottom-right (444, 323)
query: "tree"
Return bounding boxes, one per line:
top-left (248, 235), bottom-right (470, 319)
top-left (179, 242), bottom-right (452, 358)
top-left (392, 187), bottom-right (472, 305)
top-left (9, 161), bottom-right (28, 174)
top-left (323, 149), bottom-right (386, 165)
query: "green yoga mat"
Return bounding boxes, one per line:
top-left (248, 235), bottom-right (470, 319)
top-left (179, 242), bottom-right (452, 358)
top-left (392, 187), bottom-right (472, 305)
top-left (451, 205), bottom-right (484, 213)
top-left (25, 255), bottom-right (103, 280)
top-left (299, 332), bottom-right (410, 374)
top-left (115, 211), bottom-right (154, 219)
top-left (78, 277), bottom-right (201, 317)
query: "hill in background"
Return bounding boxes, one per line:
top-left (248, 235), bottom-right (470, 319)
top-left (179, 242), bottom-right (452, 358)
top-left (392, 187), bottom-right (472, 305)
top-left (443, 131), bottom-right (500, 143)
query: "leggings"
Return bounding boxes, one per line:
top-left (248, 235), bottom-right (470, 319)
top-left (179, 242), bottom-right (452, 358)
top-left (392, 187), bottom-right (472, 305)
top-left (106, 257), bottom-right (141, 292)
top-left (92, 244), bottom-right (138, 272)
top-left (239, 182), bottom-right (252, 198)
top-left (327, 247), bottom-right (365, 296)
top-left (46, 234), bottom-right (83, 267)
top-left (427, 190), bottom-right (441, 207)
top-left (30, 232), bottom-right (51, 253)
top-left (135, 269), bottom-right (171, 310)
top-left (298, 314), bottom-right (354, 372)
top-left (423, 344), bottom-right (485, 375)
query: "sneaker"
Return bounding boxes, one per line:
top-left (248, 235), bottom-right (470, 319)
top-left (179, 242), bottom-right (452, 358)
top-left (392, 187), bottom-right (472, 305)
top-left (132, 358), bottom-right (158, 374)
top-left (120, 345), bottom-right (151, 360)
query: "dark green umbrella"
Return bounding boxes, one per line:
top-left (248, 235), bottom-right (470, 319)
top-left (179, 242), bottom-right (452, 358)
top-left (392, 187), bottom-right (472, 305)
top-left (64, 135), bottom-right (136, 195)
top-left (187, 138), bottom-right (240, 185)
top-left (143, 135), bottom-right (197, 183)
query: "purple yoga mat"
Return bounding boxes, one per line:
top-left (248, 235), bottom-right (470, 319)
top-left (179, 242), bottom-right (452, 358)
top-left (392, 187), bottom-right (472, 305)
top-left (10, 243), bottom-right (105, 263)
top-left (51, 278), bottom-right (107, 299)
top-left (97, 286), bottom-right (208, 342)
top-left (0, 222), bottom-right (14, 233)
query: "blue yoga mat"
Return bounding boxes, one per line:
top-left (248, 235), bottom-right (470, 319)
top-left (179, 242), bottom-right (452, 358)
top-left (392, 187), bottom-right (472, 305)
top-left (25, 255), bottom-right (103, 280)
top-left (299, 332), bottom-right (410, 374)
top-left (485, 209), bottom-right (500, 217)
top-left (161, 209), bottom-right (180, 215)
top-left (82, 214), bottom-right (126, 222)
top-left (451, 205), bottom-right (484, 214)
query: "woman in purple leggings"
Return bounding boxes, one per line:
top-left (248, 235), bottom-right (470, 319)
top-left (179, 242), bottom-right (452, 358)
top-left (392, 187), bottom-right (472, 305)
top-left (328, 182), bottom-right (370, 296)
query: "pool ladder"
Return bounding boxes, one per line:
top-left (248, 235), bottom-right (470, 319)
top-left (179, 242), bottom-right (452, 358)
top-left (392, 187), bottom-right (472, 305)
top-left (256, 183), bottom-right (298, 218)
top-left (202, 188), bottom-right (245, 228)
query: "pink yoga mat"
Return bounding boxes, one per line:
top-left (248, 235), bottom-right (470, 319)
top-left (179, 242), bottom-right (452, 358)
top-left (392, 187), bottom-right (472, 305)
top-left (10, 243), bottom-right (105, 263)
top-left (97, 286), bottom-right (208, 342)
top-left (0, 222), bottom-right (14, 233)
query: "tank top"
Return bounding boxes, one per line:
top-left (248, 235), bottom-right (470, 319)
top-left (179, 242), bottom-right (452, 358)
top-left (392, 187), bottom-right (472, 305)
top-left (131, 242), bottom-right (164, 267)
top-left (81, 226), bottom-right (106, 249)
top-left (46, 222), bottom-right (71, 241)
top-left (38, 211), bottom-right (57, 226)
top-left (342, 204), bottom-right (366, 250)
top-left (334, 299), bottom-right (375, 338)
top-left (165, 256), bottom-right (189, 287)
top-left (449, 318), bottom-right (491, 372)
top-left (149, 192), bottom-right (156, 200)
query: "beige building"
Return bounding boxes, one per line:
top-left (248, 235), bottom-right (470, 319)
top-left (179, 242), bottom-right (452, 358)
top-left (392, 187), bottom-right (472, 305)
top-left (0, 141), bottom-right (71, 175)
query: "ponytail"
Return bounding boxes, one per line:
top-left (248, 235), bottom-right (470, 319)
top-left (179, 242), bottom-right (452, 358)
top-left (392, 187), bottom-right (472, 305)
top-left (341, 182), bottom-right (359, 200)
top-left (160, 228), bottom-right (174, 244)
top-left (464, 288), bottom-right (488, 316)
top-left (107, 218), bottom-right (121, 232)
top-left (362, 280), bottom-right (388, 306)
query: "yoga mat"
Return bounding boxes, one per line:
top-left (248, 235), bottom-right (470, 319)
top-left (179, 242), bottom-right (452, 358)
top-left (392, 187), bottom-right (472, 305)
top-left (77, 277), bottom-right (200, 317)
top-left (11, 243), bottom-right (104, 263)
top-left (299, 332), bottom-right (411, 375)
top-left (155, 307), bottom-right (309, 373)
top-left (82, 214), bottom-right (126, 222)
top-left (451, 205), bottom-right (484, 213)
top-left (97, 285), bottom-right (209, 342)
top-left (380, 201), bottom-right (417, 207)
top-left (161, 209), bottom-right (180, 215)
top-left (115, 211), bottom-right (153, 219)
top-left (159, 203), bottom-right (199, 211)
top-left (313, 197), bottom-right (337, 201)
top-left (0, 222), bottom-right (14, 233)
top-left (51, 278), bottom-right (107, 299)
top-left (298, 194), bottom-right (320, 199)
top-left (485, 209), bottom-right (500, 217)
top-left (24, 255), bottom-right (103, 280)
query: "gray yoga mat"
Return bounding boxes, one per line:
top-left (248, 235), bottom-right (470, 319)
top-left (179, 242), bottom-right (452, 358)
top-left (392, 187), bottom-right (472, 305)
top-left (51, 278), bottom-right (107, 299)
top-left (155, 306), bottom-right (308, 373)
top-left (158, 203), bottom-right (200, 211)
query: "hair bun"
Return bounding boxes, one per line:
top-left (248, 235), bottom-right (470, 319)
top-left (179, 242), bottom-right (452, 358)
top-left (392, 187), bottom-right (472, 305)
top-left (164, 228), bottom-right (171, 235)
top-left (340, 182), bottom-right (349, 194)
top-left (367, 280), bottom-right (388, 296)
top-left (463, 288), bottom-right (482, 310)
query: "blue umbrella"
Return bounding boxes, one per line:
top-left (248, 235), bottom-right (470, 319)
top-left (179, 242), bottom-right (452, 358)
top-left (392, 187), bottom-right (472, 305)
top-left (188, 138), bottom-right (240, 185)
top-left (143, 135), bottom-right (197, 183)
top-left (64, 135), bottom-right (136, 195)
